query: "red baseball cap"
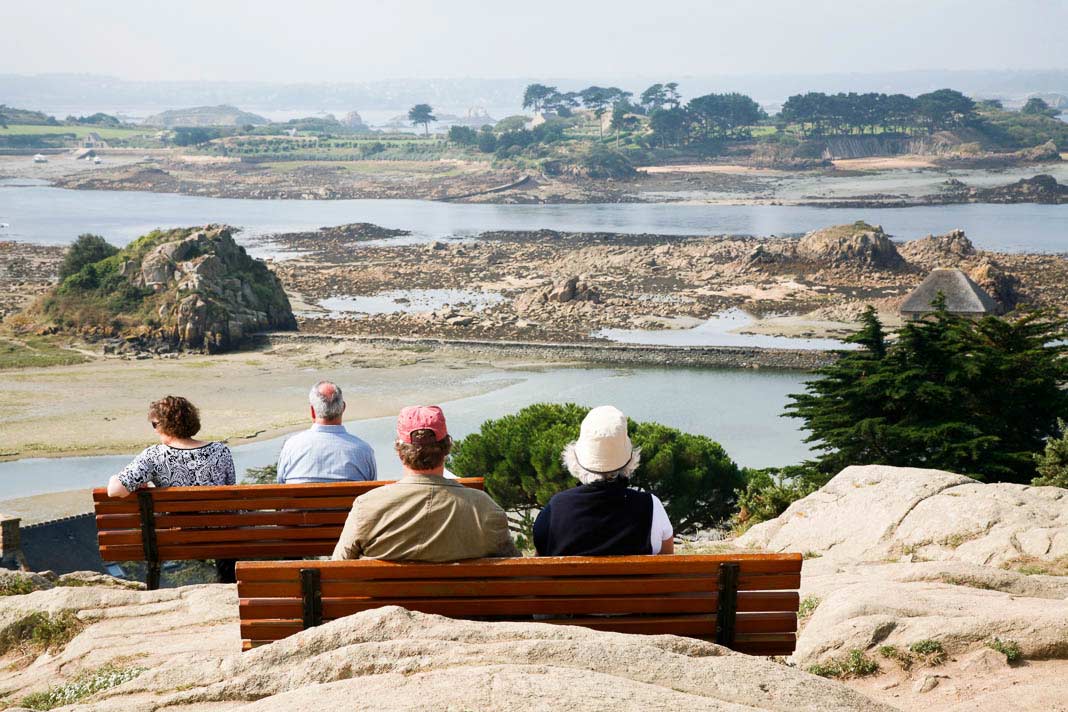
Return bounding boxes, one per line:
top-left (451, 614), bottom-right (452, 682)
top-left (397, 405), bottom-right (448, 444)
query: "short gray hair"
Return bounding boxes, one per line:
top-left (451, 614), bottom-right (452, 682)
top-left (562, 441), bottom-right (641, 485)
top-left (309, 380), bottom-right (344, 420)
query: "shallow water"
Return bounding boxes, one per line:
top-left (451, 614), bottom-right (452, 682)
top-left (0, 366), bottom-right (813, 499)
top-left (596, 309), bottom-right (850, 350)
top-left (1, 185), bottom-right (1066, 253)
top-left (317, 289), bottom-right (504, 318)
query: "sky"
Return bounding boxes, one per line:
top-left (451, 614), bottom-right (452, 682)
top-left (4, 0), bottom-right (1066, 83)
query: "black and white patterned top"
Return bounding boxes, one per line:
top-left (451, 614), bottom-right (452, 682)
top-left (116, 442), bottom-right (236, 491)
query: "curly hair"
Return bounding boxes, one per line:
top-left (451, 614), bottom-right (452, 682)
top-left (394, 432), bottom-right (452, 471)
top-left (148, 396), bottom-right (201, 439)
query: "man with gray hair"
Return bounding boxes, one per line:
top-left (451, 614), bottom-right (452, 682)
top-left (276, 381), bottom-right (377, 484)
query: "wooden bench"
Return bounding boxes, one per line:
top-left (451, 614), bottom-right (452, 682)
top-left (236, 553), bottom-right (801, 655)
top-left (93, 478), bottom-right (484, 589)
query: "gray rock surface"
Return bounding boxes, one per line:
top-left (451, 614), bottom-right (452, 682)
top-left (0, 593), bottom-right (888, 712)
top-left (737, 465), bottom-right (1068, 567)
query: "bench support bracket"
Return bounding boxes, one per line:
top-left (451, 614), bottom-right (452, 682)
top-left (715, 562), bottom-right (740, 647)
top-left (137, 490), bottom-right (161, 591)
top-left (300, 568), bottom-right (323, 629)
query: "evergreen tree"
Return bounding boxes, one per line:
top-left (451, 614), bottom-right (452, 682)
top-left (59, 233), bottom-right (119, 280)
top-left (787, 302), bottom-right (1068, 483)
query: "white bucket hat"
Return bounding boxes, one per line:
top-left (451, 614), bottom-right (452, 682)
top-left (574, 406), bottom-right (633, 474)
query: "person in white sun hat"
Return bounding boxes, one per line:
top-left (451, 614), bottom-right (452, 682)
top-left (532, 405), bottom-right (674, 556)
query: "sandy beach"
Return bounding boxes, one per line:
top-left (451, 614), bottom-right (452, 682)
top-left (0, 339), bottom-right (546, 462)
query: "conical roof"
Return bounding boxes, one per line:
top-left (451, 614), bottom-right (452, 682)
top-left (900, 268), bottom-right (999, 315)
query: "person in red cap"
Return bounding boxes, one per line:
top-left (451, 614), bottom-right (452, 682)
top-left (332, 405), bottom-right (520, 561)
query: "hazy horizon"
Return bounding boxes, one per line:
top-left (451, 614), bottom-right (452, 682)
top-left (5, 0), bottom-right (1067, 84)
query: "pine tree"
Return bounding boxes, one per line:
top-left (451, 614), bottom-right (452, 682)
top-left (787, 301), bottom-right (1068, 483)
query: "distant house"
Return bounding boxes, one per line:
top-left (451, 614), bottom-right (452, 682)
top-left (82, 132), bottom-right (108, 148)
top-left (900, 267), bottom-right (999, 319)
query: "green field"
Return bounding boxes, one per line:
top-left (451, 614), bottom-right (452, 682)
top-left (0, 124), bottom-right (148, 139)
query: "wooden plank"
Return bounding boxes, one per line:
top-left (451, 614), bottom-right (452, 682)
top-left (242, 593), bottom-right (721, 618)
top-left (236, 573), bottom-right (798, 599)
top-left (239, 589), bottom-right (795, 620)
top-left (100, 540), bottom-right (337, 561)
top-left (100, 525), bottom-right (345, 546)
top-left (235, 554), bottom-right (802, 581)
top-left (127, 496), bottom-right (358, 513)
top-left (90, 478), bottom-right (483, 503)
top-left (98, 511), bottom-right (350, 531)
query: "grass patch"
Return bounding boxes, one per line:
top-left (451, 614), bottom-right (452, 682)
top-left (909, 639), bottom-right (947, 665)
top-left (986, 637), bottom-right (1023, 663)
top-left (0, 337), bottom-right (89, 370)
top-left (801, 551), bottom-right (822, 560)
top-left (0, 124), bottom-right (147, 139)
top-left (807, 649), bottom-right (879, 679)
top-left (0, 611), bottom-right (83, 656)
top-left (1003, 555), bottom-right (1068, 577)
top-left (20, 664), bottom-right (146, 710)
top-left (798, 596), bottom-right (821, 619)
top-left (0, 577), bottom-right (38, 596)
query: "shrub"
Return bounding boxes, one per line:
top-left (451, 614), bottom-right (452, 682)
top-left (1033, 419), bottom-right (1068, 488)
top-left (909, 639), bottom-right (947, 665)
top-left (987, 637), bottom-right (1022, 663)
top-left (732, 465), bottom-right (825, 532)
top-left (577, 146), bottom-right (636, 179)
top-left (58, 234), bottom-right (119, 280)
top-left (449, 403), bottom-right (743, 542)
top-left (243, 464), bottom-right (277, 484)
top-left (798, 596), bottom-right (821, 618)
top-left (21, 665), bottom-right (146, 710)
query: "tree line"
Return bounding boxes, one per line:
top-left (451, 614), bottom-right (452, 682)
top-left (779, 89), bottom-right (977, 136)
top-left (517, 83), bottom-right (995, 146)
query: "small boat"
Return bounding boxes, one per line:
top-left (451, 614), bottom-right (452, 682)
top-left (32, 154), bottom-right (48, 164)
top-left (93, 156), bottom-right (103, 164)
top-left (0, 223), bottom-right (9, 230)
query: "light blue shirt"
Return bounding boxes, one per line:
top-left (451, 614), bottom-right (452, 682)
top-left (277, 424), bottom-right (378, 484)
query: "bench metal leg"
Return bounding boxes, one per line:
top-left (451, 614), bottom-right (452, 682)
top-left (145, 561), bottom-right (161, 591)
top-left (300, 568), bottom-right (323, 629)
top-left (137, 490), bottom-right (161, 591)
top-left (716, 562), bottom-right (740, 647)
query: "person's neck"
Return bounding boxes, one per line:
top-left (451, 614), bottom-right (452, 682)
top-left (404, 466), bottom-right (445, 478)
top-left (160, 435), bottom-right (203, 448)
top-left (314, 419), bottom-right (343, 427)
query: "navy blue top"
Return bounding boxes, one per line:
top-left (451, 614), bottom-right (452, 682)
top-left (533, 479), bottom-right (654, 556)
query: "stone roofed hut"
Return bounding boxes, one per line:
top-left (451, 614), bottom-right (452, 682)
top-left (900, 267), bottom-right (1000, 319)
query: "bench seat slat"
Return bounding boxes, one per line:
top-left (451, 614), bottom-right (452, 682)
top-left (96, 496), bottom-right (357, 514)
top-left (235, 554), bottom-right (802, 581)
top-left (235, 572), bottom-right (799, 599)
top-left (239, 590), bottom-right (797, 620)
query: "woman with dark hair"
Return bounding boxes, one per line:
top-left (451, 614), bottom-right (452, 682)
top-left (106, 395), bottom-right (237, 582)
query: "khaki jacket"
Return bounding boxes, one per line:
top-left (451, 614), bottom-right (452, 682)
top-left (331, 474), bottom-right (520, 561)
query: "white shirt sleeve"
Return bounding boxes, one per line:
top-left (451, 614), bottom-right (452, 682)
top-left (649, 495), bottom-right (674, 555)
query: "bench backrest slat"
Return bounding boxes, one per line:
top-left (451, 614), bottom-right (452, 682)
top-left (236, 554), bottom-right (802, 656)
top-left (92, 479), bottom-right (485, 572)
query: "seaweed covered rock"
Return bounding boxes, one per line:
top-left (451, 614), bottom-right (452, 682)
top-left (37, 225), bottom-right (296, 353)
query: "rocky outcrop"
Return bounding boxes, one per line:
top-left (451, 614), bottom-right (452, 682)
top-left (973, 174), bottom-right (1068, 204)
top-left (0, 591), bottom-right (889, 711)
top-left (796, 222), bottom-right (906, 271)
top-left (737, 465), bottom-right (1068, 567)
top-left (39, 226), bottom-right (296, 353)
top-left (515, 275), bottom-right (601, 314)
top-left (968, 260), bottom-right (1022, 311)
top-left (897, 229), bottom-right (976, 267)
